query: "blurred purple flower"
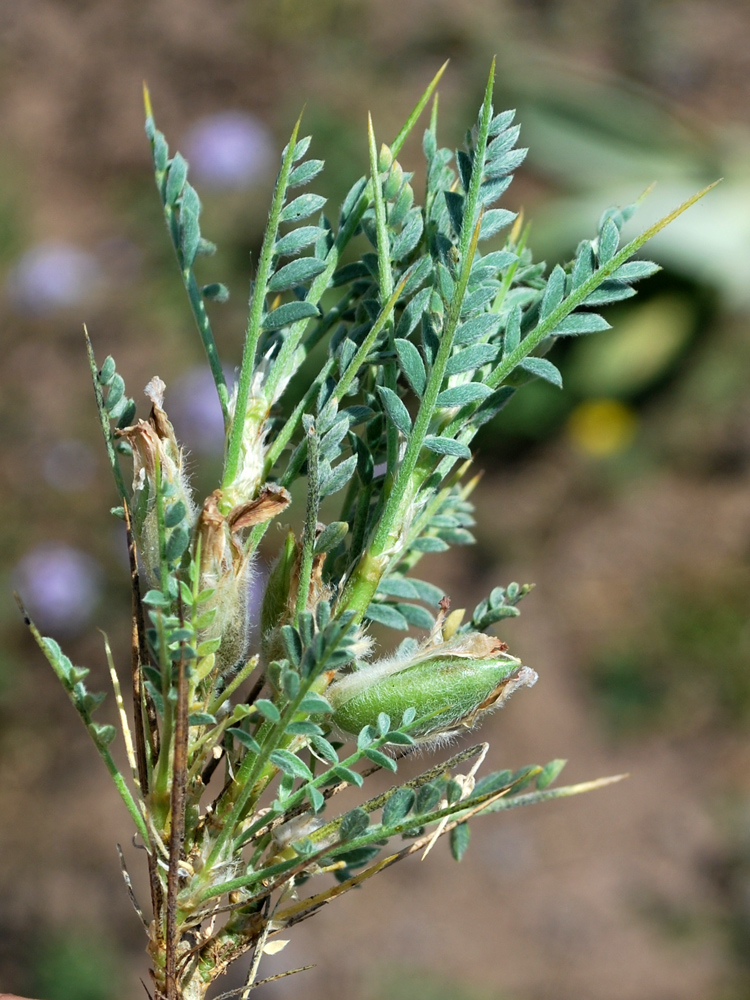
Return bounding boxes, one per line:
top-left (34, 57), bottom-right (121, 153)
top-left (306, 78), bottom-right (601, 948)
top-left (43, 439), bottom-right (97, 493)
top-left (97, 236), bottom-right (143, 285)
top-left (14, 543), bottom-right (103, 636)
top-left (168, 366), bottom-right (234, 456)
top-left (183, 111), bottom-right (274, 189)
top-left (6, 241), bottom-right (101, 315)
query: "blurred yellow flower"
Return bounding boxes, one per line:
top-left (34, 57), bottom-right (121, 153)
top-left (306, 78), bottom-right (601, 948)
top-left (567, 398), bottom-right (638, 456)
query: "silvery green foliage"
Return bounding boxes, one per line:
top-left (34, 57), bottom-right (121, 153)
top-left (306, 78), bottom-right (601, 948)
top-left (23, 64), bottom-right (710, 1000)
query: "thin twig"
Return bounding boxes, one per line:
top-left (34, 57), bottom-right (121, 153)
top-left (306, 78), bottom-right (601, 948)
top-left (125, 501), bottom-right (160, 769)
top-left (211, 966), bottom-right (315, 1000)
top-left (421, 743), bottom-right (488, 860)
top-left (125, 502), bottom-right (163, 927)
top-left (200, 747), bottom-right (224, 788)
top-left (240, 898), bottom-right (273, 999)
top-left (117, 843), bottom-right (149, 930)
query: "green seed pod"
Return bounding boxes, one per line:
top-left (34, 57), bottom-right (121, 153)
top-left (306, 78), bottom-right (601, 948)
top-left (327, 633), bottom-right (537, 742)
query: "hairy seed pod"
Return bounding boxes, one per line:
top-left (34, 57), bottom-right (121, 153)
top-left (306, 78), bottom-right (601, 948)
top-left (327, 632), bottom-right (537, 742)
top-left (197, 491), bottom-right (252, 677)
top-left (117, 376), bottom-right (197, 584)
top-left (198, 484), bottom-right (290, 677)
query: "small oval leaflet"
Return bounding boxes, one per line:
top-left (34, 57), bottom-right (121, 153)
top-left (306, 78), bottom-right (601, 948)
top-left (262, 300), bottom-right (319, 332)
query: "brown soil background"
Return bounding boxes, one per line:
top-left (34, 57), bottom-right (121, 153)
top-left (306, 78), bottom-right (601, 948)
top-left (1, 2), bottom-right (750, 999)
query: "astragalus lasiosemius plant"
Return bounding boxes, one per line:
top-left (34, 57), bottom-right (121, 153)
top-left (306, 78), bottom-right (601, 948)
top-left (20, 60), bottom-right (713, 1000)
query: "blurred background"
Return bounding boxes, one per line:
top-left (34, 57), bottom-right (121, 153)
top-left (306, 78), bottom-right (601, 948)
top-left (1, 1), bottom-right (750, 998)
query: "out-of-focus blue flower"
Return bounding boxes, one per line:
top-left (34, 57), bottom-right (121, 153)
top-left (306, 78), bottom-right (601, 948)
top-left (183, 111), bottom-right (274, 189)
top-left (14, 543), bottom-right (103, 635)
top-left (6, 241), bottom-right (101, 314)
top-left (43, 439), bottom-right (97, 493)
top-left (169, 366), bottom-right (234, 456)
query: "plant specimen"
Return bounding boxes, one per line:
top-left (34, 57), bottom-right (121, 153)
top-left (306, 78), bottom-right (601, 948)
top-left (18, 61), bottom-right (713, 1000)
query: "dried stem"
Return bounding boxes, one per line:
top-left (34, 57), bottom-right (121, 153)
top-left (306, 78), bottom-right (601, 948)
top-left (165, 626), bottom-right (190, 998)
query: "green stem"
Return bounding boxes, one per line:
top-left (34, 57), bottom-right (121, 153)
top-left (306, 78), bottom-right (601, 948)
top-left (339, 216), bottom-right (484, 621)
top-left (458, 60), bottom-right (495, 263)
top-left (222, 113), bottom-right (304, 490)
top-left (336, 67), bottom-right (497, 620)
top-left (369, 116), bottom-right (394, 302)
top-left (186, 716), bottom-right (235, 786)
top-left (348, 480), bottom-right (373, 566)
top-left (205, 657), bottom-right (260, 719)
top-left (396, 461), bottom-right (472, 573)
top-left (152, 623), bottom-right (174, 817)
top-left (478, 773), bottom-right (628, 814)
top-left (300, 288), bottom-right (355, 356)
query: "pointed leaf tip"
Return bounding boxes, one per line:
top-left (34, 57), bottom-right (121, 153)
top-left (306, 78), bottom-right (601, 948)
top-left (391, 61), bottom-right (452, 156)
top-left (142, 82), bottom-right (153, 120)
top-left (482, 57), bottom-right (496, 102)
top-left (636, 179), bottom-right (722, 249)
top-left (13, 591), bottom-right (31, 627)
